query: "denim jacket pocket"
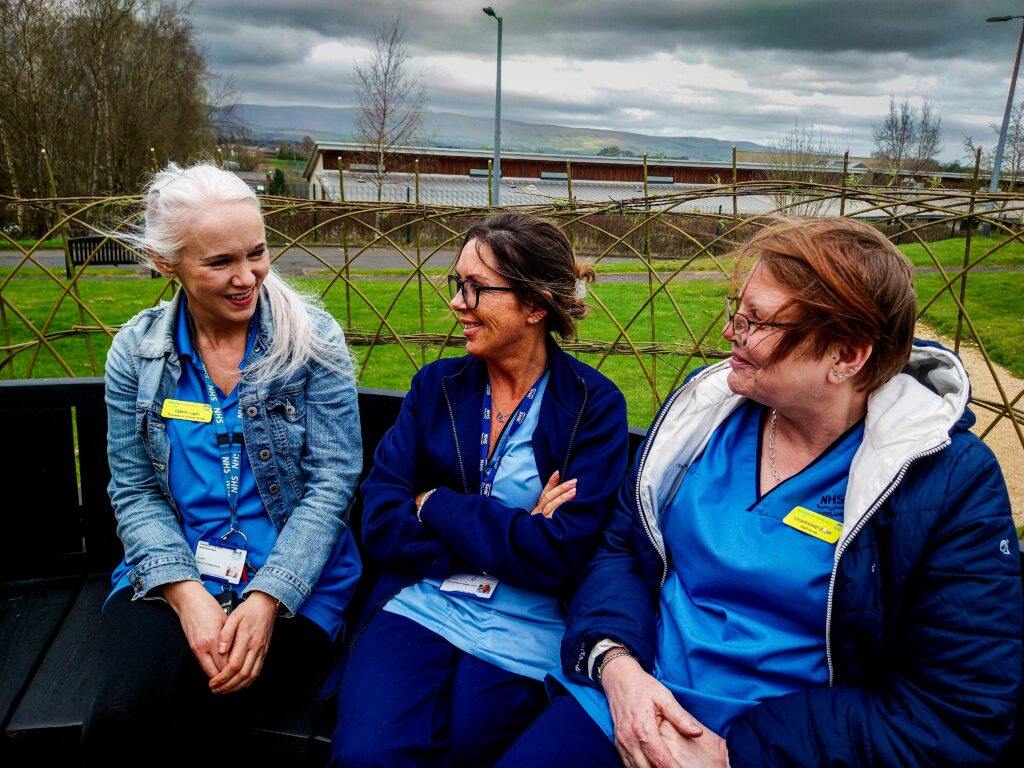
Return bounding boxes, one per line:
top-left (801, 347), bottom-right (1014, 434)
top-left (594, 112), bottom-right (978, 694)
top-left (140, 407), bottom-right (171, 494)
top-left (266, 387), bottom-right (306, 455)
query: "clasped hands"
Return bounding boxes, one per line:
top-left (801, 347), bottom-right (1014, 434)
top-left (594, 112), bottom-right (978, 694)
top-left (602, 653), bottom-right (729, 768)
top-left (163, 580), bottom-right (278, 694)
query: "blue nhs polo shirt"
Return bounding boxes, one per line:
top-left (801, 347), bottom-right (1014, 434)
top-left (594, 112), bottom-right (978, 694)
top-left (554, 398), bottom-right (864, 737)
top-left (110, 299), bottom-right (360, 639)
top-left (384, 371), bottom-right (567, 681)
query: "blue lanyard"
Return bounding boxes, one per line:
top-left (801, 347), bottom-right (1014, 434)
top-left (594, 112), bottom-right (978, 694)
top-left (188, 313), bottom-right (257, 535)
top-left (479, 371), bottom-right (546, 496)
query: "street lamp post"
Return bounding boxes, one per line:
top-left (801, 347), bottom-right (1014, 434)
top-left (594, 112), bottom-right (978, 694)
top-left (483, 6), bottom-right (502, 205)
top-left (987, 15), bottom-right (1024, 198)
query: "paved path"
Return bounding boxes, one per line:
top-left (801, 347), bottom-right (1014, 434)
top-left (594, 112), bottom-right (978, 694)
top-left (8, 248), bottom-right (1022, 282)
top-left (3, 247), bottom-right (631, 275)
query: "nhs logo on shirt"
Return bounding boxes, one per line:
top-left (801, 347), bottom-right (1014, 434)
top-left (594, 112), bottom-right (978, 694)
top-left (817, 492), bottom-right (844, 518)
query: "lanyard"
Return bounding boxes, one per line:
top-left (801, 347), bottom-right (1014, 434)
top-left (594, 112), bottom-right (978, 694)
top-left (187, 312), bottom-right (257, 537)
top-left (479, 371), bottom-right (546, 496)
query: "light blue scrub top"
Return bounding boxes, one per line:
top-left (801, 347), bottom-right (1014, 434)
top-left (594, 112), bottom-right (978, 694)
top-left (554, 399), bottom-right (864, 736)
top-left (111, 299), bottom-right (361, 639)
top-left (384, 371), bottom-right (566, 681)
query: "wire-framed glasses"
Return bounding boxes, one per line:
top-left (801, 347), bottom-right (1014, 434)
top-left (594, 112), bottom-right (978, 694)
top-left (447, 275), bottom-right (517, 309)
top-left (724, 295), bottom-right (794, 348)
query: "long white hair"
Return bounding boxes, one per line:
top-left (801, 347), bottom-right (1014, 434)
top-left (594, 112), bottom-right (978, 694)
top-left (134, 162), bottom-right (354, 384)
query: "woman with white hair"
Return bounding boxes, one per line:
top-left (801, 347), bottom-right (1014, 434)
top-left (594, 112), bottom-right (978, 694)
top-left (82, 163), bottom-right (362, 762)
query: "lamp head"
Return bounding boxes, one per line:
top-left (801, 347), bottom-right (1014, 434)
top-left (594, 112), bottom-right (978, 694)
top-left (483, 7), bottom-right (496, 17)
top-left (988, 15), bottom-right (1013, 22)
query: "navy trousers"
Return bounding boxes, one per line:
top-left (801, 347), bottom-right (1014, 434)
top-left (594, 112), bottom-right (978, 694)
top-left (497, 692), bottom-right (621, 768)
top-left (332, 609), bottom-right (548, 767)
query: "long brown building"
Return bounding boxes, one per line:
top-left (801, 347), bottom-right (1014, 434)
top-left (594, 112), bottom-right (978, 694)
top-left (303, 142), bottom-right (973, 200)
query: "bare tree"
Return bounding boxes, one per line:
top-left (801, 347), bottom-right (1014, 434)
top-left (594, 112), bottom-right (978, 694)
top-left (912, 99), bottom-right (943, 174)
top-left (964, 100), bottom-right (1024, 191)
top-left (759, 122), bottom-right (849, 217)
top-left (0, 0), bottom-right (216, 204)
top-left (872, 94), bottom-right (943, 181)
top-left (353, 17), bottom-right (426, 200)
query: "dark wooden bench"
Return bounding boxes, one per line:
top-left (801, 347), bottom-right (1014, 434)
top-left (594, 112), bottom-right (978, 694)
top-left (0, 378), bottom-right (1019, 764)
top-left (0, 379), bottom-right (410, 763)
top-left (65, 235), bottom-right (157, 278)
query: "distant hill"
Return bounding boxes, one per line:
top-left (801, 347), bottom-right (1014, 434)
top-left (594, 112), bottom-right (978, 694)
top-left (233, 104), bottom-right (767, 162)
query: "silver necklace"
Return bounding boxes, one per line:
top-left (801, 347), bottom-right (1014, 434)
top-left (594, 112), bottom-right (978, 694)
top-left (495, 410), bottom-right (508, 423)
top-left (768, 408), bottom-right (782, 482)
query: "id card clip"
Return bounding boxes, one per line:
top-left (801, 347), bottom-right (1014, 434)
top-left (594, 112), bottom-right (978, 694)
top-left (439, 573), bottom-right (499, 599)
top-left (195, 538), bottom-right (247, 586)
top-left (215, 589), bottom-right (240, 615)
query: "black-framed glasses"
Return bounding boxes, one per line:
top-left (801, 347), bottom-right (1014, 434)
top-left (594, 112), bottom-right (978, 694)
top-left (447, 274), bottom-right (517, 309)
top-left (724, 295), bottom-right (794, 349)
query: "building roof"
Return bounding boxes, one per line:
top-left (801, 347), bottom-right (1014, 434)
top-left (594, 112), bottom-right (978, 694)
top-left (302, 141), bottom-right (875, 182)
top-left (308, 169), bottom-right (972, 219)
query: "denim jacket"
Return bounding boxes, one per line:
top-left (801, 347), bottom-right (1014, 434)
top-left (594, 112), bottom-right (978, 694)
top-left (104, 290), bottom-right (362, 614)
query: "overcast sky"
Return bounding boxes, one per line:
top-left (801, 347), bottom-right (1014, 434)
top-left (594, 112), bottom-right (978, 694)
top-left (194, 0), bottom-right (1024, 162)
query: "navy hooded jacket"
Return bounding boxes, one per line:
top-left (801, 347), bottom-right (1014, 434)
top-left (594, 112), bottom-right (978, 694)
top-left (354, 337), bottom-right (629, 634)
top-left (561, 343), bottom-right (1022, 766)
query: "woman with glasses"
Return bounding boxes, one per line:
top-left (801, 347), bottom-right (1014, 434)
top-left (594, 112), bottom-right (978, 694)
top-left (499, 218), bottom-right (1021, 767)
top-left (331, 213), bottom-right (629, 767)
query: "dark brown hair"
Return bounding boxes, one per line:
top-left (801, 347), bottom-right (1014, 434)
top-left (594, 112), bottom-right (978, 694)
top-left (733, 218), bottom-right (916, 392)
top-left (458, 213), bottom-right (595, 338)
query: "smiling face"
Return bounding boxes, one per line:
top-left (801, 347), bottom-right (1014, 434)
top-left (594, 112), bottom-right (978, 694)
top-left (165, 200), bottom-right (269, 332)
top-left (450, 238), bottom-right (542, 363)
top-left (724, 262), bottom-right (833, 408)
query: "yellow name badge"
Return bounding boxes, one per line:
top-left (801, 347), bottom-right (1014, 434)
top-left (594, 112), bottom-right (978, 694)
top-left (161, 399), bottom-right (212, 423)
top-left (782, 506), bottom-right (843, 544)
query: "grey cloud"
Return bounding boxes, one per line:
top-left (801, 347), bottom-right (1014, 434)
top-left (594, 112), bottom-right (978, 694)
top-left (190, 0), bottom-right (1024, 161)
top-left (201, 25), bottom-right (320, 66)
top-left (197, 0), bottom-right (1024, 61)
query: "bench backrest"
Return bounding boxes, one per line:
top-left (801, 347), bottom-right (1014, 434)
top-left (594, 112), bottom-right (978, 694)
top-left (65, 236), bottom-right (154, 278)
top-left (0, 380), bottom-right (415, 581)
top-left (0, 379), bottom-right (115, 580)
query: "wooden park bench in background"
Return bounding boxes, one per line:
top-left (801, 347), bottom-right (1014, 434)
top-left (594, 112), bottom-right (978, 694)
top-left (65, 235), bottom-right (158, 279)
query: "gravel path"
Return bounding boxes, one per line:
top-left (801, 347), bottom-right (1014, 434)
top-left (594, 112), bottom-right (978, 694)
top-left (916, 325), bottom-right (1024, 526)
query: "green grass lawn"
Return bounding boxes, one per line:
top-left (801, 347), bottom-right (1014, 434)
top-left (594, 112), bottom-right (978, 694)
top-left (0, 233), bottom-right (1019, 422)
top-left (263, 158), bottom-right (306, 175)
top-left (3, 250), bottom-right (1017, 426)
top-left (898, 235), bottom-right (1024, 268)
top-left (0, 238), bottom-right (64, 250)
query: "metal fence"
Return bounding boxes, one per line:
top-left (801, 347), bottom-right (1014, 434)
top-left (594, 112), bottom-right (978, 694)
top-left (2, 180), bottom-right (1023, 517)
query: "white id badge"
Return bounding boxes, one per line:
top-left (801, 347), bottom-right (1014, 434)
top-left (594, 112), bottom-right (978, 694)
top-left (439, 573), bottom-right (499, 599)
top-left (195, 540), bottom-right (246, 586)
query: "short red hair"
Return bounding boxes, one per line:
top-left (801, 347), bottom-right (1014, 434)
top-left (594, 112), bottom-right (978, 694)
top-left (733, 218), bottom-right (916, 392)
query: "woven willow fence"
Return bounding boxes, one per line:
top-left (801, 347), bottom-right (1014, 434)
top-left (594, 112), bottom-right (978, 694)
top-left (2, 180), bottom-right (1024, 519)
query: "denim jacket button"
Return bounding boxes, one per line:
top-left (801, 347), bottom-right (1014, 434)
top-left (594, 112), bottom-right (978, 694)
top-left (259, 449), bottom-right (271, 461)
top-left (269, 483), bottom-right (280, 494)
top-left (285, 404), bottom-right (296, 416)
top-left (246, 406), bottom-right (258, 418)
